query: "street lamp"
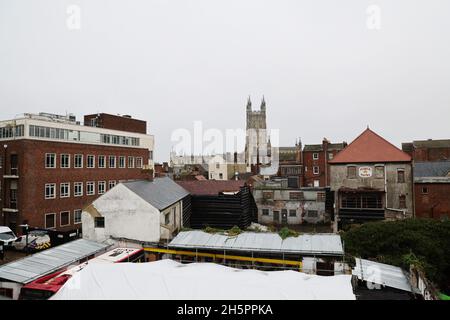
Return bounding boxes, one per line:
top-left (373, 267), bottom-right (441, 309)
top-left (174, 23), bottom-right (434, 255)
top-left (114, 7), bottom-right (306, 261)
top-left (19, 224), bottom-right (29, 254)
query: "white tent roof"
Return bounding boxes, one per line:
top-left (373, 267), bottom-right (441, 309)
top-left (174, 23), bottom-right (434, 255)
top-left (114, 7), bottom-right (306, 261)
top-left (52, 259), bottom-right (355, 300)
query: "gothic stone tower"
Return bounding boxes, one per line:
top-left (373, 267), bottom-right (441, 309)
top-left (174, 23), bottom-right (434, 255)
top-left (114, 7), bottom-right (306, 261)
top-left (245, 96), bottom-right (270, 172)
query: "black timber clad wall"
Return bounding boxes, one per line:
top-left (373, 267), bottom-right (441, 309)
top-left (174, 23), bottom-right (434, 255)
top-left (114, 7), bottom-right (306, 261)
top-left (189, 186), bottom-right (257, 229)
top-left (181, 195), bottom-right (192, 227)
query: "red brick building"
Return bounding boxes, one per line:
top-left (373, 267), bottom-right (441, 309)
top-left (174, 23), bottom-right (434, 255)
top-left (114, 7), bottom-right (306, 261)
top-left (402, 139), bottom-right (450, 161)
top-left (303, 139), bottom-right (347, 187)
top-left (413, 161), bottom-right (450, 220)
top-left (0, 113), bottom-right (154, 235)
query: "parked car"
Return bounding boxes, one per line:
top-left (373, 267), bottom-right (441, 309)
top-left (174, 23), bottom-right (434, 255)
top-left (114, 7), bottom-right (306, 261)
top-left (0, 226), bottom-right (18, 247)
top-left (13, 230), bottom-right (51, 252)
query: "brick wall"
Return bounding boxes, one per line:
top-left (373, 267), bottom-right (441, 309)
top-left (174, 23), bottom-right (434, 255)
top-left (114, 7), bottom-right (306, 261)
top-left (415, 183), bottom-right (450, 219)
top-left (84, 113), bottom-right (147, 134)
top-left (1, 139), bottom-right (150, 234)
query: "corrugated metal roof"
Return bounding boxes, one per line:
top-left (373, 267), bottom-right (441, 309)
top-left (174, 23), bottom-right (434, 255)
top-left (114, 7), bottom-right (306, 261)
top-left (123, 177), bottom-right (190, 210)
top-left (168, 231), bottom-right (344, 256)
top-left (0, 239), bottom-right (109, 284)
top-left (352, 258), bottom-right (413, 292)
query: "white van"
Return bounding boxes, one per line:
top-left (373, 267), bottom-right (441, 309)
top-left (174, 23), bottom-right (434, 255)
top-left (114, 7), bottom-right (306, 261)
top-left (0, 226), bottom-right (18, 247)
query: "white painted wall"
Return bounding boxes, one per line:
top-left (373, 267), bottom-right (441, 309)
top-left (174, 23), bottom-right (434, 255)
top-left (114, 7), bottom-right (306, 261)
top-left (0, 281), bottom-right (22, 300)
top-left (82, 184), bottom-right (161, 243)
top-left (208, 155), bottom-right (228, 180)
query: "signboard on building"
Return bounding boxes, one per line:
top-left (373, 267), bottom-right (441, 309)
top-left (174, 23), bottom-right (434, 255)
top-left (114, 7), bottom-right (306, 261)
top-left (359, 167), bottom-right (372, 178)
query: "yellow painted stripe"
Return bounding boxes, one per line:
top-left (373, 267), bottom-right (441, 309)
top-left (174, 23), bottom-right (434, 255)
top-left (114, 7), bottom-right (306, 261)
top-left (144, 247), bottom-right (302, 268)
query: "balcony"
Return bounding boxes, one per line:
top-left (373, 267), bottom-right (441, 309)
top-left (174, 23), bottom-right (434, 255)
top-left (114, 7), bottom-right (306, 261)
top-left (3, 168), bottom-right (19, 178)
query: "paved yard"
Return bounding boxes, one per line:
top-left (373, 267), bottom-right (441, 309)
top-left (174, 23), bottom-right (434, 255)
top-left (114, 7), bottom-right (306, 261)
top-left (0, 249), bottom-right (27, 265)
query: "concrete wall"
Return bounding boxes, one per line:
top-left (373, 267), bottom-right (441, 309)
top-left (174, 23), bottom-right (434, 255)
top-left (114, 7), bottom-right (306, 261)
top-left (0, 281), bottom-right (22, 300)
top-left (330, 162), bottom-right (414, 218)
top-left (159, 201), bottom-right (183, 241)
top-left (253, 188), bottom-right (327, 225)
top-left (82, 184), bottom-right (161, 243)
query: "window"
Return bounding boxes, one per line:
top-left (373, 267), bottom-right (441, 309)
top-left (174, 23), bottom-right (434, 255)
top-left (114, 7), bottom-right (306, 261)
top-left (375, 166), bottom-right (384, 179)
top-left (60, 183), bottom-right (70, 198)
top-left (313, 153), bottom-right (319, 160)
top-left (398, 170), bottom-right (405, 183)
top-left (307, 210), bottom-right (318, 218)
top-left (45, 183), bottom-right (56, 199)
top-left (289, 209), bottom-right (297, 217)
top-left (347, 166), bottom-right (357, 179)
top-left (94, 217), bottom-right (105, 228)
top-left (98, 155), bottom-right (106, 168)
top-left (422, 187), bottom-right (428, 194)
top-left (289, 192), bottom-right (303, 200)
top-left (60, 211), bottom-right (70, 226)
top-left (87, 155), bottom-right (95, 168)
top-left (74, 182), bottom-right (83, 197)
top-left (136, 157), bottom-right (143, 168)
top-left (45, 213), bottom-right (56, 229)
top-left (0, 288), bottom-right (13, 299)
top-left (74, 154), bottom-right (83, 168)
top-left (128, 156), bottom-right (135, 168)
top-left (119, 156), bottom-right (126, 168)
top-left (262, 191), bottom-right (273, 200)
top-left (399, 195), bottom-right (407, 209)
top-left (165, 213), bottom-right (170, 225)
top-left (86, 182), bottom-right (95, 195)
top-left (108, 180), bottom-right (116, 190)
top-left (149, 150), bottom-right (153, 160)
top-left (45, 153), bottom-right (56, 168)
top-left (60, 154), bottom-right (70, 168)
top-left (328, 153), bottom-right (334, 160)
top-left (74, 209), bottom-right (82, 224)
top-left (98, 181), bottom-right (106, 194)
top-left (316, 192), bottom-right (326, 202)
top-left (262, 209), bottom-right (270, 216)
top-left (216, 163), bottom-right (220, 169)
top-left (219, 173), bottom-right (223, 179)
top-left (109, 156), bottom-right (116, 168)
top-left (313, 166), bottom-right (320, 175)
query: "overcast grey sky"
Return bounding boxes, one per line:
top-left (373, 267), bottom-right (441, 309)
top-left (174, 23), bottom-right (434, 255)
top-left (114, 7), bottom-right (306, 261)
top-left (1, 0), bottom-right (449, 162)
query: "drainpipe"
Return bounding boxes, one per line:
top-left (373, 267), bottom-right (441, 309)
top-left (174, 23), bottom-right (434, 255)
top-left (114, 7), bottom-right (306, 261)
top-left (2, 144), bottom-right (7, 226)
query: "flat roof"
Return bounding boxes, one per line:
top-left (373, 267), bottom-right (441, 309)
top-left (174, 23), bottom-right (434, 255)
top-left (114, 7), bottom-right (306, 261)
top-left (352, 258), bottom-right (413, 292)
top-left (0, 239), bottom-right (109, 284)
top-left (168, 231), bottom-right (344, 256)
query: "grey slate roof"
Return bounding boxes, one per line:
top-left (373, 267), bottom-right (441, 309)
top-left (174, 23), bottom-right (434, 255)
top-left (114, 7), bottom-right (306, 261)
top-left (169, 231), bottom-right (344, 256)
top-left (122, 177), bottom-right (190, 210)
top-left (0, 239), bottom-right (109, 284)
top-left (414, 161), bottom-right (450, 178)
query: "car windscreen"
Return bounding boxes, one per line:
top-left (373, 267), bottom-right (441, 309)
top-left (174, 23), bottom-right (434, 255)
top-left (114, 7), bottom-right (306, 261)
top-left (0, 232), bottom-right (16, 240)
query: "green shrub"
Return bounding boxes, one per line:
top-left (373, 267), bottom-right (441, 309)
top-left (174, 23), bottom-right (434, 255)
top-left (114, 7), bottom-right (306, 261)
top-left (342, 219), bottom-right (450, 293)
top-left (278, 227), bottom-right (299, 239)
